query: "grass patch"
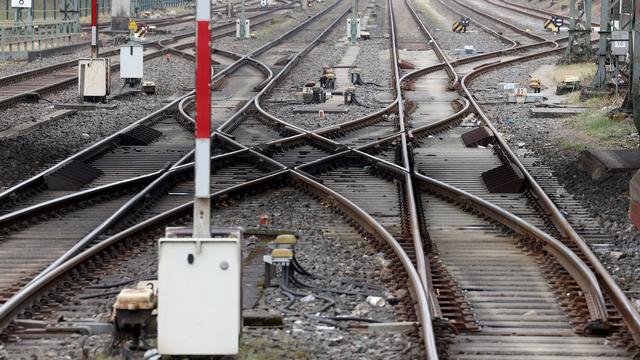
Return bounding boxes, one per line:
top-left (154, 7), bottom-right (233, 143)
top-left (556, 138), bottom-right (587, 151)
top-left (552, 62), bottom-right (596, 83)
top-left (572, 109), bottom-right (636, 142)
top-left (415, 0), bottom-right (447, 28)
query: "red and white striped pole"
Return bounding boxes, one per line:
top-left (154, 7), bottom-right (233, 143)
top-left (91, 0), bottom-right (98, 58)
top-left (193, 0), bottom-right (212, 238)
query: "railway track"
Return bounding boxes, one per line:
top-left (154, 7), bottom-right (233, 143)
top-left (0, 2), bottom-right (428, 352)
top-left (0, 0), bottom-right (638, 358)
top-left (0, 1), bottom-right (435, 356)
top-left (0, 6), bottom-right (284, 110)
top-left (395, 0), bottom-right (640, 357)
top-left (0, 47), bottom-right (270, 302)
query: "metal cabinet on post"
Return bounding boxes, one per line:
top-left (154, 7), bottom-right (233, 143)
top-left (120, 43), bottom-right (143, 85)
top-left (157, 227), bottom-right (242, 356)
top-left (78, 58), bottom-right (110, 101)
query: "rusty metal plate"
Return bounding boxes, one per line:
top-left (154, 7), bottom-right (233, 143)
top-left (44, 160), bottom-right (103, 190)
top-left (482, 162), bottom-right (524, 193)
top-left (120, 125), bottom-right (163, 146)
top-left (579, 149), bottom-right (640, 181)
top-left (461, 126), bottom-right (493, 147)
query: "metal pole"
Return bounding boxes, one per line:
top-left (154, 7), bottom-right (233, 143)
top-left (632, 0), bottom-right (640, 133)
top-left (193, 0), bottom-right (211, 238)
top-left (240, 0), bottom-right (245, 38)
top-left (592, 0), bottom-right (611, 88)
top-left (350, 0), bottom-right (356, 43)
top-left (91, 0), bottom-right (97, 57)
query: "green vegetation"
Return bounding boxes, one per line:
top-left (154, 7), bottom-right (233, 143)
top-left (565, 94), bottom-right (636, 144)
top-left (552, 62), bottom-right (596, 83)
top-left (574, 110), bottom-right (635, 142)
top-left (258, 15), bottom-right (296, 38)
top-left (556, 138), bottom-right (587, 151)
top-left (415, 0), bottom-right (447, 28)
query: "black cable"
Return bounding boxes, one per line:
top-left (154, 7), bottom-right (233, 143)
top-left (352, 74), bottom-right (382, 87)
top-left (292, 256), bottom-right (384, 293)
top-left (87, 275), bottom-right (157, 289)
top-left (324, 316), bottom-right (382, 323)
top-left (280, 267), bottom-right (346, 329)
top-left (79, 289), bottom-right (122, 299)
top-left (27, 92), bottom-right (53, 103)
top-left (289, 269), bottom-right (376, 297)
top-left (350, 94), bottom-right (370, 108)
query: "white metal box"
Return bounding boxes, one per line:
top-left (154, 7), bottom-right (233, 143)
top-left (611, 30), bottom-right (629, 56)
top-left (346, 18), bottom-right (362, 40)
top-left (78, 58), bottom-right (110, 97)
top-left (235, 19), bottom-right (250, 38)
top-left (158, 234), bottom-right (242, 355)
top-left (120, 44), bottom-right (144, 79)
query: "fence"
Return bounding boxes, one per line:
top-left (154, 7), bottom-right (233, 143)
top-left (0, 19), bottom-right (80, 57)
top-left (0, 0), bottom-right (190, 22)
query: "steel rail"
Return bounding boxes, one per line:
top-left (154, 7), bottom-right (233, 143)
top-left (403, 0), bottom-right (615, 329)
top-left (458, 43), bottom-right (640, 339)
top-left (401, 0), bottom-right (640, 339)
top-left (27, 48), bottom-right (281, 282)
top-left (25, 0), bottom-right (345, 282)
top-left (0, 170), bottom-right (290, 334)
top-left (448, 0), bottom-right (552, 43)
top-left (387, 1), bottom-right (436, 350)
top-left (251, 1), bottom-right (351, 135)
top-left (0, 49), bottom-right (244, 206)
top-left (0, 167), bottom-right (167, 226)
top-left (412, 172), bottom-right (609, 325)
top-left (254, 11), bottom-right (551, 148)
top-left (492, 0), bottom-right (600, 27)
top-left (292, 169), bottom-right (435, 356)
top-left (0, 7), bottom-right (283, 109)
top-left (30, 149), bottom-right (268, 282)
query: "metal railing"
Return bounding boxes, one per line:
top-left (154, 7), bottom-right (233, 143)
top-left (0, 19), bottom-right (80, 57)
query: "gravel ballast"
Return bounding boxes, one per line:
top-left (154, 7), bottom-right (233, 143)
top-left (3, 188), bottom-right (423, 359)
top-left (262, 0), bottom-right (394, 130)
top-left (0, 6), bottom-right (331, 190)
top-left (411, 0), bottom-right (509, 58)
top-left (0, 55), bottom-right (195, 189)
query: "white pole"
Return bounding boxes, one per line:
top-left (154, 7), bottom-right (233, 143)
top-left (194, 0), bottom-right (211, 238)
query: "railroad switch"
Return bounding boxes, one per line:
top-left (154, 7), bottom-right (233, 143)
top-left (264, 248), bottom-right (294, 288)
top-left (529, 78), bottom-right (542, 94)
top-left (350, 68), bottom-right (362, 85)
top-left (302, 81), bottom-right (316, 103)
top-left (324, 72), bottom-right (336, 90)
top-left (273, 234), bottom-right (298, 250)
top-left (309, 86), bottom-right (327, 104)
top-left (344, 86), bottom-right (356, 105)
top-left (142, 81), bottom-right (157, 95)
top-left (111, 283), bottom-right (157, 348)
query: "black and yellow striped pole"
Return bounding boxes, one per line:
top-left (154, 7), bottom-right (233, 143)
top-left (452, 21), bottom-right (465, 33)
